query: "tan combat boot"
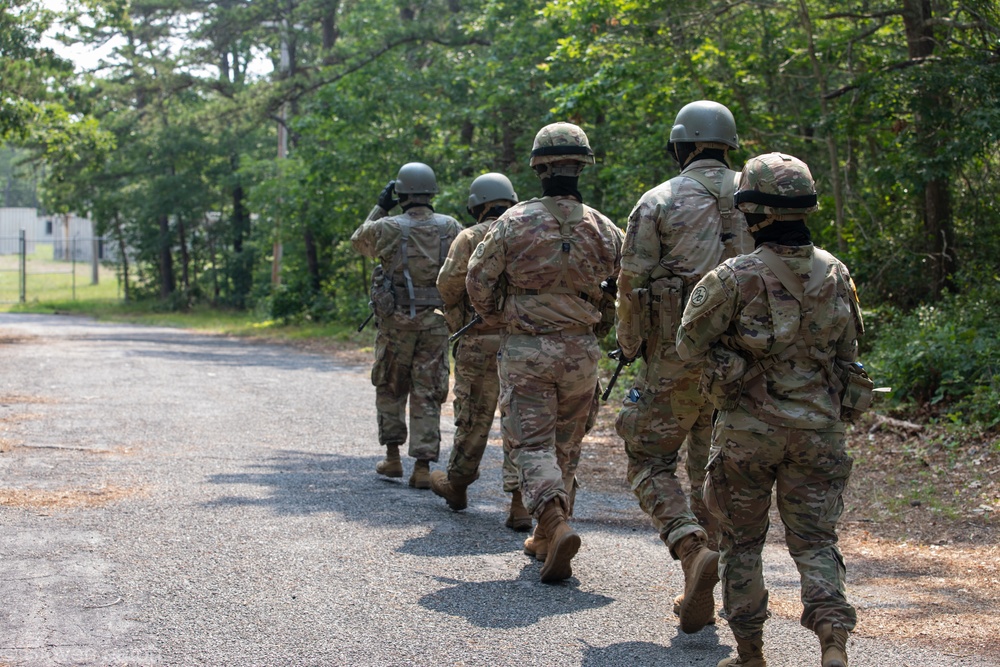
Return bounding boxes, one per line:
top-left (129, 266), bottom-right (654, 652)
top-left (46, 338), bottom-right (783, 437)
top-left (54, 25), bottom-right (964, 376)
top-left (523, 523), bottom-right (548, 561)
top-left (505, 490), bottom-right (532, 532)
top-left (816, 622), bottom-right (849, 667)
top-left (409, 460), bottom-right (431, 489)
top-left (536, 497), bottom-right (581, 583)
top-left (673, 593), bottom-right (715, 624)
top-left (429, 471), bottom-right (468, 510)
top-left (717, 634), bottom-right (766, 667)
top-left (375, 445), bottom-right (403, 478)
top-left (674, 532), bottom-right (720, 634)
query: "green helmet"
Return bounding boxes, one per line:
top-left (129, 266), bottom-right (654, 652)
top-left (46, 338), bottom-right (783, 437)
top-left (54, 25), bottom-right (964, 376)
top-left (467, 172), bottom-right (518, 209)
top-left (529, 122), bottom-right (595, 167)
top-left (734, 152), bottom-right (819, 220)
top-left (669, 100), bottom-right (739, 149)
top-left (394, 162), bottom-right (438, 194)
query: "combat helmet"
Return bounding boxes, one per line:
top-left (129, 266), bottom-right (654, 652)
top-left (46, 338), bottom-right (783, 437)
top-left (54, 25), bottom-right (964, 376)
top-left (735, 152), bottom-right (819, 230)
top-left (529, 122), bottom-right (595, 168)
top-left (394, 162), bottom-right (439, 195)
top-left (467, 172), bottom-right (518, 209)
top-left (669, 100), bottom-right (739, 149)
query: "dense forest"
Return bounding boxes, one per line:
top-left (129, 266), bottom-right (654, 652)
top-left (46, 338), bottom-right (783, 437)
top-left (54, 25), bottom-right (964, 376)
top-left (2, 0), bottom-right (998, 424)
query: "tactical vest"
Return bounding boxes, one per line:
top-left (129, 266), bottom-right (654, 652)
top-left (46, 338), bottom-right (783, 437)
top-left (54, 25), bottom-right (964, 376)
top-left (504, 197), bottom-right (603, 307)
top-left (384, 213), bottom-right (454, 318)
top-left (680, 166), bottom-right (742, 263)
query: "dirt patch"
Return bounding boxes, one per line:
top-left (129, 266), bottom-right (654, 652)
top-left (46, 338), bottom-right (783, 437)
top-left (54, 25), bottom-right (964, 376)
top-left (0, 331), bottom-right (40, 346)
top-left (0, 393), bottom-right (57, 405)
top-left (0, 484), bottom-right (144, 510)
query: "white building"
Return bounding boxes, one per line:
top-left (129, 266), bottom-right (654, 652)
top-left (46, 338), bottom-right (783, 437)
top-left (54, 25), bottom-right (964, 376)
top-left (0, 208), bottom-right (105, 260)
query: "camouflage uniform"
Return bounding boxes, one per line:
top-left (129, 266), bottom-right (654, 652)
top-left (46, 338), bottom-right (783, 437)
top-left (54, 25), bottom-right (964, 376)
top-left (466, 196), bottom-right (623, 515)
top-left (352, 204), bottom-right (461, 462)
top-left (437, 219), bottom-right (516, 489)
top-left (615, 159), bottom-right (751, 554)
top-left (675, 154), bottom-right (862, 648)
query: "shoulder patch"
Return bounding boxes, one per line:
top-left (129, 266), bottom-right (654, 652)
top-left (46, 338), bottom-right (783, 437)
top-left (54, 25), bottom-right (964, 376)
top-left (681, 269), bottom-right (731, 326)
top-left (689, 285), bottom-right (709, 307)
top-left (474, 242), bottom-right (486, 258)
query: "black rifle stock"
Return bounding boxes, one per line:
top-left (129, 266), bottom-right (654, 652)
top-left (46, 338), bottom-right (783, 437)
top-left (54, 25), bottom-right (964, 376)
top-left (601, 348), bottom-right (633, 401)
top-left (448, 313), bottom-right (483, 343)
top-left (357, 303), bottom-right (375, 332)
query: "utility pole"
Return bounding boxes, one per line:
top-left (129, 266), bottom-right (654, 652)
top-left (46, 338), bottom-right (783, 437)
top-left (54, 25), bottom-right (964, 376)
top-left (271, 21), bottom-right (291, 286)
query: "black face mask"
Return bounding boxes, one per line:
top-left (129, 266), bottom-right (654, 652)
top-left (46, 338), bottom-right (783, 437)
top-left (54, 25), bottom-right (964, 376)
top-left (541, 175), bottom-right (583, 202)
top-left (750, 218), bottom-right (812, 247)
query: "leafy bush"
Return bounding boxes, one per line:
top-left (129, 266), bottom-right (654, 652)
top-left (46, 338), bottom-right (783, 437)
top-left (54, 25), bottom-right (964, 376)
top-left (867, 283), bottom-right (1000, 428)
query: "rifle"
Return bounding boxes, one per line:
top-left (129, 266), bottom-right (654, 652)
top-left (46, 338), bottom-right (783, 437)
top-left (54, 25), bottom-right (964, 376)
top-left (601, 347), bottom-right (634, 401)
top-left (448, 313), bottom-right (483, 343)
top-left (357, 302), bottom-right (375, 332)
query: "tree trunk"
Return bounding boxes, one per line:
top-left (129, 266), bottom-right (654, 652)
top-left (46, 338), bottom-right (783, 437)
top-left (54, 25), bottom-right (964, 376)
top-left (158, 214), bottom-right (175, 299)
top-left (901, 0), bottom-right (956, 299)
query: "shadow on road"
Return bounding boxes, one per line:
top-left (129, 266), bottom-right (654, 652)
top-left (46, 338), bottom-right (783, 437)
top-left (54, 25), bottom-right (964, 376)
top-left (419, 563), bottom-right (614, 628)
top-left (578, 631), bottom-right (729, 666)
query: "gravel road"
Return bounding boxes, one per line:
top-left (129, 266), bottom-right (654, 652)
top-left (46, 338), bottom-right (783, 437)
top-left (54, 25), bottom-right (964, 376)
top-left (0, 313), bottom-right (981, 666)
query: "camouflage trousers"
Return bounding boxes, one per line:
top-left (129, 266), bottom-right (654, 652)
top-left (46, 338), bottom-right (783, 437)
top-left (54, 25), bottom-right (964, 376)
top-left (372, 324), bottom-right (450, 461)
top-left (499, 331), bottom-right (600, 515)
top-left (615, 341), bottom-right (716, 555)
top-left (705, 407), bottom-right (857, 638)
top-left (447, 332), bottom-right (518, 490)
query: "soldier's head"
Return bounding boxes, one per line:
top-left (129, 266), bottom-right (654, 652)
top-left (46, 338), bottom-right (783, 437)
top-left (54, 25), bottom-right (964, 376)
top-left (529, 122), bottom-right (594, 200)
top-left (668, 100), bottom-right (739, 168)
top-left (395, 162), bottom-right (438, 209)
top-left (529, 122), bottom-right (595, 179)
top-left (467, 172), bottom-right (518, 223)
top-left (735, 152), bottom-right (819, 234)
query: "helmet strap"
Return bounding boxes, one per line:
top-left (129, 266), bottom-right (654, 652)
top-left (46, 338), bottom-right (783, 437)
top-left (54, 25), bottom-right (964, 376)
top-left (400, 194), bottom-right (434, 212)
top-left (682, 144), bottom-right (728, 168)
top-left (468, 203), bottom-right (509, 223)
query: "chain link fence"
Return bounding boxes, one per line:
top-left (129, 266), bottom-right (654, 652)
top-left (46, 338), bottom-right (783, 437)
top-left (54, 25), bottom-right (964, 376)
top-left (0, 230), bottom-right (117, 304)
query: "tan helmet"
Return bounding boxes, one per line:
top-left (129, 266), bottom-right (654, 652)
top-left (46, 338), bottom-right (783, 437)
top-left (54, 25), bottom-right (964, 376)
top-left (394, 162), bottom-right (438, 194)
top-left (467, 172), bottom-right (518, 209)
top-left (529, 122), bottom-right (595, 167)
top-left (735, 152), bottom-right (819, 221)
top-left (669, 100), bottom-right (739, 149)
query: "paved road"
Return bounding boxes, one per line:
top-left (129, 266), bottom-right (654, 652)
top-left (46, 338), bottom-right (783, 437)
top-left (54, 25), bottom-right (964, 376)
top-left (0, 314), bottom-right (978, 666)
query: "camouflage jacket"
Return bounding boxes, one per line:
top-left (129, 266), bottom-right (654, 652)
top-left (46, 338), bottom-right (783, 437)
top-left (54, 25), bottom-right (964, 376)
top-left (616, 159), bottom-right (752, 357)
top-left (351, 204), bottom-right (461, 330)
top-left (466, 196), bottom-right (623, 335)
top-left (436, 217), bottom-right (503, 334)
top-left (676, 243), bottom-right (864, 429)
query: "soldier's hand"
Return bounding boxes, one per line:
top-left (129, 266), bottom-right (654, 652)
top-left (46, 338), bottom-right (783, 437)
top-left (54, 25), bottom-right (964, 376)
top-left (377, 180), bottom-right (398, 211)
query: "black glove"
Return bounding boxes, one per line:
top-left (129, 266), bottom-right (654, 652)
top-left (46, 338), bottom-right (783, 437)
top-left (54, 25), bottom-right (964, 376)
top-left (377, 180), bottom-right (398, 211)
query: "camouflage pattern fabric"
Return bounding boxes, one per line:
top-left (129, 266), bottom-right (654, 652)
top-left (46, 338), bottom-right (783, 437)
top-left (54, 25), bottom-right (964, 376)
top-left (676, 241), bottom-right (863, 638)
top-left (372, 325), bottom-right (450, 460)
top-left (446, 332), bottom-right (503, 484)
top-left (352, 204), bottom-right (460, 458)
top-left (736, 152), bottom-right (819, 220)
top-left (705, 407), bottom-right (857, 636)
top-left (613, 159), bottom-right (752, 554)
top-left (614, 352), bottom-right (717, 549)
top-left (499, 332), bottom-right (601, 514)
top-left (466, 197), bottom-right (624, 334)
top-left (351, 205), bottom-right (461, 331)
top-left (437, 218), bottom-right (510, 486)
top-left (467, 195), bottom-right (623, 514)
top-left (676, 244), bottom-right (863, 429)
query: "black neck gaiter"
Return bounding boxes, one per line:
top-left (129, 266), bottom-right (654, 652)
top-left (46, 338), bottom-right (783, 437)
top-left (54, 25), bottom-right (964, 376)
top-left (752, 219), bottom-right (812, 247)
top-left (541, 176), bottom-right (583, 202)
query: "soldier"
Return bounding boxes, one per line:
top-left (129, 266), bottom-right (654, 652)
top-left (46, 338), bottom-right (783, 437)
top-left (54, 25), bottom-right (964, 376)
top-left (614, 100), bottom-right (752, 633)
top-left (351, 162), bottom-right (461, 489)
top-left (466, 122), bottom-right (623, 583)
top-left (430, 173), bottom-right (532, 531)
top-left (676, 152), bottom-right (862, 667)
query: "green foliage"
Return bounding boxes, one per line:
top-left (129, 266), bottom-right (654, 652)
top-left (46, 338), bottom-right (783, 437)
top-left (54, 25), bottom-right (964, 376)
top-left (868, 283), bottom-right (1000, 427)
